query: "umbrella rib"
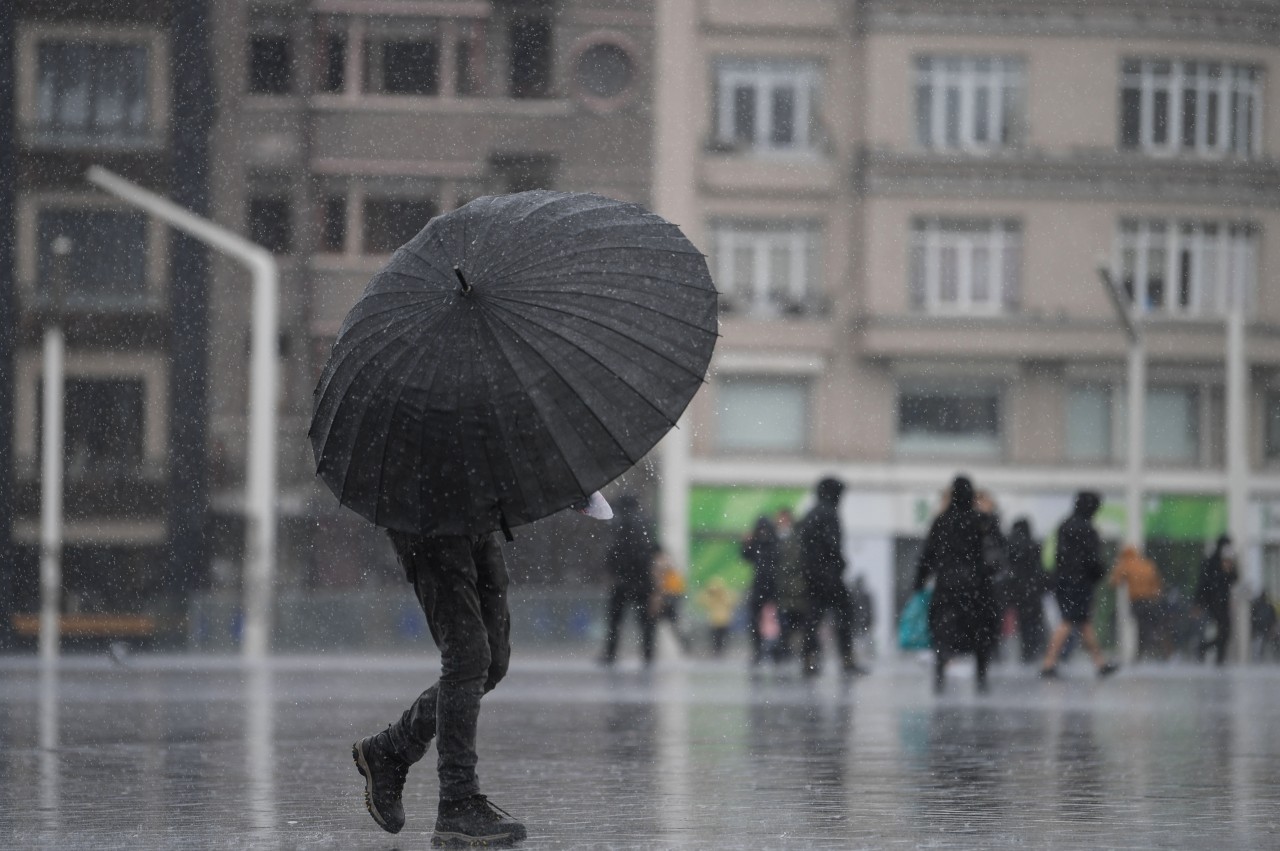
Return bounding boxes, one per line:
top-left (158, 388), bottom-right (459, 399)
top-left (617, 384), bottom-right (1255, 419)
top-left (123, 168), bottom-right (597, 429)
top-left (482, 300), bottom-right (684, 432)
top-left (487, 296), bottom-right (712, 385)
top-left (491, 288), bottom-right (715, 337)
top-left (474, 196), bottom-right (627, 282)
top-left (315, 301), bottom-right (451, 407)
top-left (479, 303), bottom-right (641, 471)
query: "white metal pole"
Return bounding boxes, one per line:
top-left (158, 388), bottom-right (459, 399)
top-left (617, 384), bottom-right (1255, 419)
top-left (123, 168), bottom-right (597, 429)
top-left (38, 323), bottom-right (64, 665)
top-left (1225, 293), bottom-right (1250, 663)
top-left (85, 166), bottom-right (279, 661)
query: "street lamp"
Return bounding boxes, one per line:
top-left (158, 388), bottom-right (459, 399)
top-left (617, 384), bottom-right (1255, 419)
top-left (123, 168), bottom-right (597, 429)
top-left (39, 235), bottom-right (72, 664)
top-left (1098, 265), bottom-right (1143, 665)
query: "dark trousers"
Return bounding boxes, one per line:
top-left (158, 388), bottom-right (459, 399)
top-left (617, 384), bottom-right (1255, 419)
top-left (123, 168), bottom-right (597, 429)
top-left (801, 585), bottom-right (856, 673)
top-left (1015, 596), bottom-right (1047, 663)
top-left (601, 583), bottom-right (654, 663)
top-left (745, 590), bottom-right (776, 663)
top-left (1199, 606), bottom-right (1232, 665)
top-left (384, 533), bottom-right (511, 802)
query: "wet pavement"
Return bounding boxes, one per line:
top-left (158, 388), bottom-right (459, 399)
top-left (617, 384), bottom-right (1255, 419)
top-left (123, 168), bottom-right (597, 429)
top-left (1, 651), bottom-right (1277, 849)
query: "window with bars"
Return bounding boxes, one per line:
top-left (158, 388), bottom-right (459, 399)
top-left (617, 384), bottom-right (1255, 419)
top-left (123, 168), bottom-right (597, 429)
top-left (914, 56), bottom-right (1025, 151)
top-left (1120, 59), bottom-right (1262, 157)
top-left (715, 60), bottom-right (820, 154)
top-left (909, 218), bottom-right (1020, 315)
top-left (711, 221), bottom-right (820, 316)
top-left (1116, 219), bottom-right (1257, 317)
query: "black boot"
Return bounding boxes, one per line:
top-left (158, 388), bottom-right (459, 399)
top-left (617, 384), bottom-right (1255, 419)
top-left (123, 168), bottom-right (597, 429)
top-left (433, 794), bottom-right (527, 846)
top-left (353, 732), bottom-right (410, 834)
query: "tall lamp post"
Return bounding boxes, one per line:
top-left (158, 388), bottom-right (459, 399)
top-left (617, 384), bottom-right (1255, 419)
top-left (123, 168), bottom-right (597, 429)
top-left (1099, 266), bottom-right (1143, 664)
top-left (1225, 275), bottom-right (1251, 663)
top-left (86, 166), bottom-right (279, 661)
top-left (38, 235), bottom-right (72, 664)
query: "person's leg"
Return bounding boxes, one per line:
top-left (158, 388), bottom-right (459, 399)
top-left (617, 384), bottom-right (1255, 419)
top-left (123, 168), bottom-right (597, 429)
top-left (934, 650), bottom-right (948, 694)
top-left (1214, 610), bottom-right (1231, 665)
top-left (746, 591), bottom-right (764, 664)
top-left (600, 583), bottom-right (626, 664)
top-left (1041, 622), bottom-right (1072, 673)
top-left (975, 648), bottom-right (990, 692)
top-left (636, 588), bottom-right (656, 664)
top-left (832, 586), bottom-right (861, 673)
top-left (799, 604), bottom-right (823, 677)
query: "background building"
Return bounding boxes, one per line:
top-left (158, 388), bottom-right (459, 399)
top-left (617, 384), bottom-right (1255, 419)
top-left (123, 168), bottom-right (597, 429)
top-left (652, 0), bottom-right (1280, 655)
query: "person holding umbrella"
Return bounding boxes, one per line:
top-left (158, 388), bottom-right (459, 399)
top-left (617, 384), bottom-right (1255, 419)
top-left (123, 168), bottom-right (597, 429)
top-left (311, 191), bottom-right (717, 845)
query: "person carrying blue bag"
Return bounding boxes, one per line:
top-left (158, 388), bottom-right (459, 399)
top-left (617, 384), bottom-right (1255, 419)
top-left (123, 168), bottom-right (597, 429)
top-left (898, 587), bottom-right (933, 651)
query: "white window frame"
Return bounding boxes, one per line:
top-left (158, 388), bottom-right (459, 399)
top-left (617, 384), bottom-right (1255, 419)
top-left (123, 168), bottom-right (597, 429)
top-left (914, 56), bottom-right (1024, 152)
top-left (1115, 218), bottom-right (1257, 318)
top-left (1121, 58), bottom-right (1263, 158)
top-left (17, 24), bottom-right (169, 149)
top-left (711, 220), bottom-right (819, 317)
top-left (895, 380), bottom-right (1004, 459)
top-left (910, 218), bottom-right (1019, 316)
top-left (715, 59), bottom-right (820, 155)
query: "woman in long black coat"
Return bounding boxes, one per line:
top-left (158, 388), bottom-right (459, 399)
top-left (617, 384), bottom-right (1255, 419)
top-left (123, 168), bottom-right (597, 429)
top-left (741, 515), bottom-right (780, 666)
top-left (914, 476), bottom-right (1000, 693)
top-left (1006, 518), bottom-right (1047, 663)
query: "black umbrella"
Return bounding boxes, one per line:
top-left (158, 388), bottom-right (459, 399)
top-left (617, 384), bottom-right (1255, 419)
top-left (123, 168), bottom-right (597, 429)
top-left (310, 190), bottom-right (718, 538)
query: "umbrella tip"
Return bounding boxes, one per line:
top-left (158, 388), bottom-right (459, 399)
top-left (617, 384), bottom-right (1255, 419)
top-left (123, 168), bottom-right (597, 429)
top-left (454, 265), bottom-right (472, 294)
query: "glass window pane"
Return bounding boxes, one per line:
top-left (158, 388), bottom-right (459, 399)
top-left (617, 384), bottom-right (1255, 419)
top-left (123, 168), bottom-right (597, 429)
top-left (732, 85), bottom-right (756, 143)
top-left (938, 245), bottom-right (959, 303)
top-left (1066, 386), bottom-right (1111, 461)
top-left (1121, 87), bottom-right (1141, 147)
top-left (916, 83), bottom-right (933, 146)
top-left (37, 209), bottom-right (147, 304)
top-left (1146, 386), bottom-right (1198, 463)
top-left (771, 86), bottom-right (795, 146)
top-left (717, 377), bottom-right (808, 452)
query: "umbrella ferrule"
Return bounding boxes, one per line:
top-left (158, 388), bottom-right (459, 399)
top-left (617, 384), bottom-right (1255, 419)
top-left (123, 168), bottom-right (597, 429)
top-left (454, 265), bottom-right (472, 294)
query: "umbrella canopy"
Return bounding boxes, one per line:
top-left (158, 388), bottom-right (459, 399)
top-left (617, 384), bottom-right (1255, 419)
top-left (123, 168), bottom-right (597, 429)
top-left (310, 190), bottom-right (718, 537)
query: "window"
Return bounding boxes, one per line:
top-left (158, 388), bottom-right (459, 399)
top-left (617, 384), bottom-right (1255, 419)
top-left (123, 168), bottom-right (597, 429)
top-left (247, 195), bottom-right (292, 254)
top-left (39, 378), bottom-right (145, 479)
top-left (1065, 384), bottom-right (1113, 462)
top-left (715, 60), bottom-right (819, 154)
top-left (490, 154), bottom-right (556, 194)
top-left (711, 221), bottom-right (819, 317)
top-left (1066, 382), bottom-right (1210, 465)
top-left (1116, 218), bottom-right (1257, 317)
top-left (36, 208), bottom-right (147, 307)
top-left (909, 218), bottom-right (1020, 315)
top-left (248, 34), bottom-right (292, 95)
top-left (35, 40), bottom-right (149, 144)
top-left (319, 31), bottom-right (346, 94)
top-left (1120, 59), bottom-right (1261, 157)
top-left (321, 195), bottom-right (347, 253)
top-left (1267, 390), bottom-right (1280, 461)
top-left (509, 13), bottom-right (552, 99)
top-left (574, 42), bottom-right (634, 101)
top-left (915, 56), bottom-right (1025, 151)
top-left (363, 198), bottom-right (437, 254)
top-left (897, 382), bottom-right (1002, 458)
top-left (716, 376), bottom-right (809, 453)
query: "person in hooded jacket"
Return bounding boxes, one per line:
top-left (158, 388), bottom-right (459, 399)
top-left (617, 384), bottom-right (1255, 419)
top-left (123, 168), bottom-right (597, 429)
top-left (1006, 517), bottom-right (1048, 664)
top-left (1194, 534), bottom-right (1239, 665)
top-left (741, 515), bottom-right (781, 666)
top-left (797, 477), bottom-right (866, 678)
top-left (599, 495), bottom-right (660, 667)
top-left (914, 476), bottom-right (1000, 693)
top-left (1040, 491), bottom-right (1119, 679)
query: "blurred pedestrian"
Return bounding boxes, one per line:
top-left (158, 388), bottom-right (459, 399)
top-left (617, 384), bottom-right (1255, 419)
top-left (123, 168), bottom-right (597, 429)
top-left (697, 576), bottom-right (739, 656)
top-left (599, 495), bottom-right (659, 667)
top-left (850, 575), bottom-right (875, 657)
top-left (1040, 491), bottom-right (1119, 679)
top-left (650, 550), bottom-right (690, 652)
top-left (1250, 590), bottom-right (1278, 661)
top-left (773, 508), bottom-right (807, 660)
top-left (1109, 545), bottom-right (1164, 660)
top-left (798, 477), bottom-right (866, 678)
top-left (1194, 535), bottom-right (1239, 666)
top-left (741, 515), bottom-right (781, 666)
top-left (914, 476), bottom-right (1000, 693)
top-left (1006, 517), bottom-right (1048, 664)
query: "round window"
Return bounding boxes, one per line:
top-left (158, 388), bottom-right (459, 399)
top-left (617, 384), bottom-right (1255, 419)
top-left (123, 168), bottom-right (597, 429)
top-left (573, 42), bottom-right (634, 100)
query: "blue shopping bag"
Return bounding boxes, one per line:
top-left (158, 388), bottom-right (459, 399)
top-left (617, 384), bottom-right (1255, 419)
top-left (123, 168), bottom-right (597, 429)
top-left (898, 588), bottom-right (933, 650)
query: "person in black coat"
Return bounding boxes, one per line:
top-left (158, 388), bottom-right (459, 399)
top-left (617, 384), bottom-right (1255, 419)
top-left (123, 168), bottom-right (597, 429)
top-left (797, 477), bottom-right (866, 678)
top-left (914, 476), bottom-right (1000, 693)
top-left (599, 495), bottom-right (660, 667)
top-left (741, 515), bottom-right (780, 666)
top-left (1194, 534), bottom-right (1239, 665)
top-left (1006, 517), bottom-right (1048, 664)
top-left (1040, 491), bottom-right (1118, 678)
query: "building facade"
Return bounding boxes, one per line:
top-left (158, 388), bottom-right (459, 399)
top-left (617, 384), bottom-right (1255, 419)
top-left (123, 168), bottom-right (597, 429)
top-left (651, 0), bottom-right (1280, 654)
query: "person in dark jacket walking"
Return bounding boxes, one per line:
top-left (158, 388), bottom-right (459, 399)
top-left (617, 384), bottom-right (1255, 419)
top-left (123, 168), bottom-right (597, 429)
top-left (1194, 534), bottom-right (1239, 665)
top-left (1006, 517), bottom-right (1048, 664)
top-left (914, 476), bottom-right (1001, 693)
top-left (599, 495), bottom-right (660, 667)
top-left (1040, 492), bottom-right (1118, 679)
top-left (741, 515), bottom-right (781, 666)
top-left (797, 477), bottom-right (866, 678)
top-left (352, 530), bottom-right (526, 845)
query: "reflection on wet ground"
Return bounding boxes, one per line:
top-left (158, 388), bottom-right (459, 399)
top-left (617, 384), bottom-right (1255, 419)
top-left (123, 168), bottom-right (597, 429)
top-left (1, 654), bottom-right (1277, 849)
